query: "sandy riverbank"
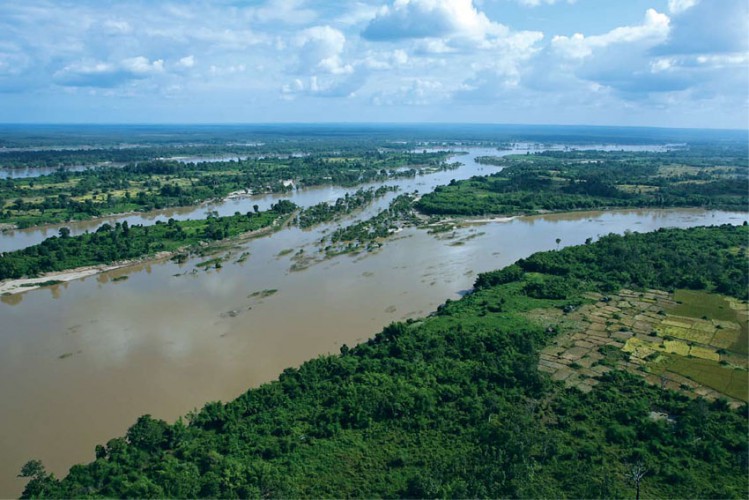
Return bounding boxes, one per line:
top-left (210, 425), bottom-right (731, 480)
top-left (0, 216), bottom-right (291, 296)
top-left (461, 216), bottom-right (517, 224)
top-left (0, 264), bottom-right (127, 295)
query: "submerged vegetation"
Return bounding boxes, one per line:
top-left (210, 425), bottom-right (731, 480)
top-left (20, 225), bottom-right (749, 499)
top-left (0, 181), bottom-right (411, 281)
top-left (3, 130), bottom-right (748, 498)
top-left (296, 185), bottom-right (398, 229)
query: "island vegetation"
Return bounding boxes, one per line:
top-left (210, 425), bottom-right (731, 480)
top-left (0, 201), bottom-right (297, 281)
top-left (0, 150), bottom-right (450, 229)
top-left (0, 184), bottom-right (407, 281)
top-left (416, 147), bottom-right (748, 216)
top-left (20, 225), bottom-right (748, 499)
top-left (296, 186), bottom-right (398, 229)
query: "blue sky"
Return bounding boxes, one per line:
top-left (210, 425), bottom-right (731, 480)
top-left (0, 0), bottom-right (746, 128)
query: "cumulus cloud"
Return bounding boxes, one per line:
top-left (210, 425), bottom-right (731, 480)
top-left (657, 0), bottom-right (748, 55)
top-left (528, 2), bottom-right (747, 111)
top-left (552, 9), bottom-right (670, 59)
top-left (667, 0), bottom-right (698, 15)
top-left (362, 0), bottom-right (506, 42)
top-left (53, 56), bottom-right (164, 88)
top-left (295, 26), bottom-right (352, 75)
top-left (543, 10), bottom-right (684, 96)
top-left (0, 0), bottom-right (745, 126)
top-left (281, 72), bottom-right (366, 98)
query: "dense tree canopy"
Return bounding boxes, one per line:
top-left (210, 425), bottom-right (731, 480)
top-left (416, 148), bottom-right (748, 216)
top-left (20, 225), bottom-right (748, 499)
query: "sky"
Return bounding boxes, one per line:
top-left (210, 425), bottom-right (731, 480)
top-left (0, 0), bottom-right (747, 128)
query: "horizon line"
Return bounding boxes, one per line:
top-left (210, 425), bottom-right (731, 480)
top-left (0, 122), bottom-right (747, 133)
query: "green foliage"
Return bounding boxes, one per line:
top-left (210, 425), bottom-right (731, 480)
top-left (474, 264), bottom-right (525, 289)
top-left (0, 202), bottom-right (296, 280)
top-left (514, 225), bottom-right (749, 299)
top-left (296, 186), bottom-right (397, 228)
top-left (20, 226), bottom-right (749, 499)
top-left (0, 149), bottom-right (448, 228)
top-left (323, 194), bottom-right (419, 254)
top-left (416, 148), bottom-right (749, 216)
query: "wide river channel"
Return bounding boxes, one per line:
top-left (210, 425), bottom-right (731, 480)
top-left (0, 146), bottom-right (746, 496)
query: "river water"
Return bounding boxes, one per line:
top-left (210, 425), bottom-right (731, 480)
top-left (0, 146), bottom-right (745, 496)
top-left (0, 144), bottom-right (676, 253)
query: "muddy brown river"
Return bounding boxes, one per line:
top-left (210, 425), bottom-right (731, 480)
top-left (0, 147), bottom-right (745, 496)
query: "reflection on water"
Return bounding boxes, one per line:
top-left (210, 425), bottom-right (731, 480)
top-left (0, 143), bottom-right (738, 496)
top-left (0, 205), bottom-right (745, 496)
top-left (0, 147), bottom-right (501, 252)
top-left (0, 144), bottom-right (677, 252)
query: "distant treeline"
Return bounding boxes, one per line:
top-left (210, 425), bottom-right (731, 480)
top-left (0, 150), bottom-right (448, 228)
top-left (417, 148), bottom-right (748, 216)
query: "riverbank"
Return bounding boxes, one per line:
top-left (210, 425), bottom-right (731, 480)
top-left (0, 262), bottom-right (132, 295)
top-left (1, 207), bottom-right (744, 498)
top-left (0, 216), bottom-right (290, 296)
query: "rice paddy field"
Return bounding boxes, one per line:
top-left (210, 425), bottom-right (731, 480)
top-left (535, 288), bottom-right (749, 406)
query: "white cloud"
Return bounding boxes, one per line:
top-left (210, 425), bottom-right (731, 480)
top-left (102, 20), bottom-right (132, 35)
top-left (363, 0), bottom-right (506, 42)
top-left (249, 0), bottom-right (317, 25)
top-left (177, 55), bottom-right (195, 69)
top-left (53, 56), bottom-right (164, 88)
top-left (552, 9), bottom-right (670, 59)
top-left (361, 49), bottom-right (409, 70)
top-left (372, 78), bottom-right (447, 106)
top-left (515, 0), bottom-right (576, 6)
top-left (667, 0), bottom-right (699, 15)
top-left (656, 0), bottom-right (748, 55)
top-left (121, 56), bottom-right (164, 74)
top-left (281, 73), bottom-right (365, 98)
top-left (295, 26), bottom-right (352, 75)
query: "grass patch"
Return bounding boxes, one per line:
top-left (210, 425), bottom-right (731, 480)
top-left (656, 354), bottom-right (749, 402)
top-left (195, 258), bottom-right (223, 269)
top-left (670, 289), bottom-right (737, 322)
top-left (249, 289), bottom-right (278, 299)
top-left (21, 280), bottom-right (63, 287)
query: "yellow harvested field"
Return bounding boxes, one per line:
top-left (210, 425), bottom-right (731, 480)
top-left (623, 338), bottom-right (657, 358)
top-left (663, 327), bottom-right (712, 344)
top-left (662, 317), bottom-right (694, 328)
top-left (689, 346), bottom-right (720, 361)
top-left (728, 298), bottom-right (748, 311)
top-left (712, 319), bottom-right (740, 330)
top-left (658, 325), bottom-right (689, 338)
top-left (663, 340), bottom-right (690, 356)
top-left (539, 287), bottom-right (748, 405)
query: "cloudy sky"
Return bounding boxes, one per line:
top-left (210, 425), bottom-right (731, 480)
top-left (0, 0), bottom-right (746, 128)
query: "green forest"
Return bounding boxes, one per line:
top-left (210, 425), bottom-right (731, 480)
top-left (416, 148), bottom-right (748, 216)
top-left (0, 150), bottom-right (449, 228)
top-left (20, 225), bottom-right (749, 499)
